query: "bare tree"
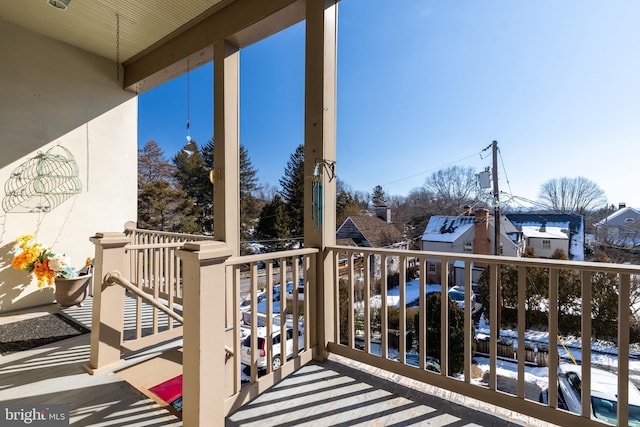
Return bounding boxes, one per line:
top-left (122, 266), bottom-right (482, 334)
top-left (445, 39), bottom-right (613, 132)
top-left (538, 176), bottom-right (607, 214)
top-left (423, 166), bottom-right (477, 214)
top-left (391, 187), bottom-right (437, 249)
top-left (256, 183), bottom-right (279, 203)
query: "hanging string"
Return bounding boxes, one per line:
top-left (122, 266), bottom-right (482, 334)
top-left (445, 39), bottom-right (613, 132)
top-left (186, 57), bottom-right (191, 142)
top-left (115, 13), bottom-right (121, 83)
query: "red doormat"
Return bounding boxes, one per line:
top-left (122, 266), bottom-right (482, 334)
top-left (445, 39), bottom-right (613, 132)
top-left (149, 375), bottom-right (183, 411)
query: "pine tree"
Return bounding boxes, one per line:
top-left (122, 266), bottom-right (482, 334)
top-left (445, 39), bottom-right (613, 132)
top-left (240, 145), bottom-right (260, 242)
top-left (279, 144), bottom-right (305, 237)
top-left (200, 139), bottom-right (260, 245)
top-left (336, 182), bottom-right (360, 227)
top-left (417, 292), bottom-right (467, 375)
top-left (173, 140), bottom-right (212, 233)
top-left (371, 185), bottom-right (386, 207)
top-left (137, 140), bottom-right (184, 231)
top-left (257, 194), bottom-right (290, 250)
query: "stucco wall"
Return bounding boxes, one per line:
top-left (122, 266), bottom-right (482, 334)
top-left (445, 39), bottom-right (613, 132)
top-left (0, 20), bottom-right (137, 313)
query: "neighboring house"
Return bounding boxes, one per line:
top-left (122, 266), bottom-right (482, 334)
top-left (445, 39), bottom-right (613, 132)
top-left (594, 204), bottom-right (640, 247)
top-left (420, 208), bottom-right (523, 286)
top-left (336, 207), bottom-right (408, 278)
top-left (520, 225), bottom-right (569, 259)
top-left (506, 213), bottom-right (585, 261)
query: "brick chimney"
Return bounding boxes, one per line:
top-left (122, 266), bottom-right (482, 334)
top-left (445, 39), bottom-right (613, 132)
top-left (619, 202), bottom-right (627, 210)
top-left (473, 208), bottom-right (491, 255)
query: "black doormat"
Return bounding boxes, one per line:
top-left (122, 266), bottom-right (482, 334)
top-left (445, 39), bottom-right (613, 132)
top-left (0, 313), bottom-right (90, 355)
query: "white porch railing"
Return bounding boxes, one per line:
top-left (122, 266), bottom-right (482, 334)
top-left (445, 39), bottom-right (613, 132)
top-left (122, 226), bottom-right (215, 343)
top-left (88, 229), bottom-right (640, 426)
top-left (328, 245), bottom-right (639, 427)
top-left (87, 231), bottom-right (319, 421)
top-left (224, 248), bottom-right (319, 414)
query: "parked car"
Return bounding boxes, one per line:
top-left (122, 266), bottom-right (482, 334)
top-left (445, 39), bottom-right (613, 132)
top-left (448, 286), bottom-right (475, 309)
top-left (539, 364), bottom-right (640, 426)
top-left (405, 354), bottom-right (441, 373)
top-left (241, 327), bottom-right (304, 371)
top-left (239, 291), bottom-right (266, 312)
top-left (286, 283), bottom-right (305, 301)
top-left (241, 311), bottom-right (280, 328)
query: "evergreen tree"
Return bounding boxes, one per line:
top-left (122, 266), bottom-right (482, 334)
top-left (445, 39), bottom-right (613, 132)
top-left (336, 180), bottom-right (360, 227)
top-left (417, 292), bottom-right (467, 375)
top-left (201, 139), bottom-right (260, 246)
top-left (139, 140), bottom-right (176, 184)
top-left (137, 140), bottom-right (184, 231)
top-left (337, 189), bottom-right (360, 227)
top-left (371, 185), bottom-right (386, 207)
top-left (279, 144), bottom-right (305, 237)
top-left (200, 138), bottom-right (215, 233)
top-left (240, 144), bottom-right (260, 242)
top-left (591, 252), bottom-right (620, 340)
top-left (257, 194), bottom-right (290, 250)
top-left (173, 140), bottom-right (212, 233)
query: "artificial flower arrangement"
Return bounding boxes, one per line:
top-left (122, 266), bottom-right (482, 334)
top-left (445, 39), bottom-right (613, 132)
top-left (10, 234), bottom-right (92, 288)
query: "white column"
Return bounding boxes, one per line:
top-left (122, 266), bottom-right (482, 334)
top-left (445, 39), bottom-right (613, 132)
top-left (178, 241), bottom-right (233, 427)
top-left (304, 0), bottom-right (338, 359)
top-left (213, 40), bottom-right (240, 257)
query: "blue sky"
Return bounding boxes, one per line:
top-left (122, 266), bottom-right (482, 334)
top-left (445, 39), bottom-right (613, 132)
top-left (138, 0), bottom-right (640, 208)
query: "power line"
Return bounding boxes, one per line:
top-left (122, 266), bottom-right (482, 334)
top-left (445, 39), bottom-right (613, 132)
top-left (497, 147), bottom-right (513, 196)
top-left (381, 151), bottom-right (485, 188)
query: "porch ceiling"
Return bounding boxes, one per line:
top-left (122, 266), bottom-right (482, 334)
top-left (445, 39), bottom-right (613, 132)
top-left (1, 0), bottom-right (304, 92)
top-left (0, 0), bottom-right (228, 63)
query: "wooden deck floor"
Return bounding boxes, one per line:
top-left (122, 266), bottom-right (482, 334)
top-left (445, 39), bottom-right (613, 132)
top-left (0, 297), bottom-right (183, 426)
top-left (1, 298), bottom-right (553, 427)
top-left (227, 355), bottom-right (540, 427)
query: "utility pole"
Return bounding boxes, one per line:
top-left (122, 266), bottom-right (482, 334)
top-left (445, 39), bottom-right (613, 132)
top-left (492, 140), bottom-right (501, 337)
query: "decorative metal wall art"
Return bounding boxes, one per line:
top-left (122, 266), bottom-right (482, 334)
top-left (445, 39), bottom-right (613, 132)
top-left (3, 145), bottom-right (82, 213)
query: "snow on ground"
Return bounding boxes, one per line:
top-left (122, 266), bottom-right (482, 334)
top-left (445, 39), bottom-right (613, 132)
top-left (473, 356), bottom-right (551, 390)
top-left (368, 279), bottom-right (441, 308)
top-left (241, 278), bottom-right (640, 387)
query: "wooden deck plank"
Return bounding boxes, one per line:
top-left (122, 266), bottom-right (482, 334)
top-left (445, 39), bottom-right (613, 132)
top-left (2, 296), bottom-right (552, 427)
top-left (226, 357), bottom-right (526, 427)
top-left (0, 334), bottom-right (181, 426)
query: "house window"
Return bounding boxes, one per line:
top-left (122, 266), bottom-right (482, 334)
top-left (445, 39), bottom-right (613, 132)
top-left (463, 241), bottom-right (472, 252)
top-left (625, 217), bottom-right (635, 223)
top-left (428, 262), bottom-right (436, 273)
top-left (542, 239), bottom-right (551, 249)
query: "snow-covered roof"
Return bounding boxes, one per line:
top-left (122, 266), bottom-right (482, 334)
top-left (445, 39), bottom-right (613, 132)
top-left (423, 215), bottom-right (474, 233)
top-left (506, 214), bottom-right (585, 261)
top-left (421, 216), bottom-right (475, 242)
top-left (422, 223), bottom-right (473, 243)
top-left (521, 225), bottom-right (568, 240)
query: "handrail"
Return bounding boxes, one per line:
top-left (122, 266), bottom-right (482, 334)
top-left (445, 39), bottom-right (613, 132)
top-left (104, 271), bottom-right (184, 324)
top-left (226, 247), bottom-right (319, 266)
top-left (126, 242), bottom-right (192, 250)
top-left (124, 226), bottom-right (217, 241)
top-left (329, 244), bottom-right (640, 274)
top-left (104, 271), bottom-right (234, 357)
